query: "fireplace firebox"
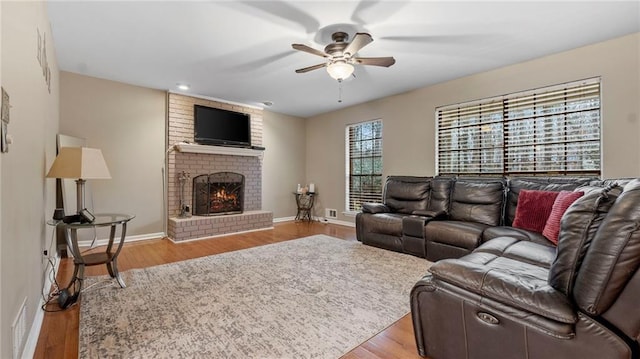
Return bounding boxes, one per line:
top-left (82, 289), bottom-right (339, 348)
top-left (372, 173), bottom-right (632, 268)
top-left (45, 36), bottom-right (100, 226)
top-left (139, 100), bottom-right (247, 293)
top-left (193, 172), bottom-right (244, 216)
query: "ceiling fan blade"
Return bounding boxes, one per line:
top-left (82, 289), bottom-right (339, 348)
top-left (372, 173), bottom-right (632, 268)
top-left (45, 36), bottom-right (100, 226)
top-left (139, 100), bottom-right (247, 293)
top-left (354, 57), bottom-right (396, 67)
top-left (343, 33), bottom-right (373, 57)
top-left (351, 0), bottom-right (409, 26)
top-left (292, 44), bottom-right (328, 58)
top-left (295, 63), bottom-right (327, 73)
top-left (232, 51), bottom-right (296, 72)
top-left (237, 0), bottom-right (320, 34)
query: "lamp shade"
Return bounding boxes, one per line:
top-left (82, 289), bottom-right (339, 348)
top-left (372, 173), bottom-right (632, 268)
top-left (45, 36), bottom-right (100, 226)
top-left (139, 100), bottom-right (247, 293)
top-left (326, 61), bottom-right (354, 81)
top-left (46, 147), bottom-right (111, 179)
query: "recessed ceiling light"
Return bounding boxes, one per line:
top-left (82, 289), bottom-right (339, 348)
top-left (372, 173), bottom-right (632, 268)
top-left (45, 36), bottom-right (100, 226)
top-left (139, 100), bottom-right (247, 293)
top-left (177, 83), bottom-right (190, 91)
top-left (262, 101), bottom-right (273, 107)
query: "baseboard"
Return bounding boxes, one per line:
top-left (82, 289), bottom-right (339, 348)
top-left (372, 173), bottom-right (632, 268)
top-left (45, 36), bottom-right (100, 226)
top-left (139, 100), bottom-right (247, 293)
top-left (77, 231), bottom-right (165, 248)
top-left (315, 217), bottom-right (355, 227)
top-left (22, 252), bottom-right (61, 359)
top-left (273, 216), bottom-right (296, 223)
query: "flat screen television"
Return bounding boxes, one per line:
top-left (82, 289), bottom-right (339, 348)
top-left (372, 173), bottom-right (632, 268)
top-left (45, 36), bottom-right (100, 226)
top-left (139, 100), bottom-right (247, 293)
top-left (193, 105), bottom-right (251, 147)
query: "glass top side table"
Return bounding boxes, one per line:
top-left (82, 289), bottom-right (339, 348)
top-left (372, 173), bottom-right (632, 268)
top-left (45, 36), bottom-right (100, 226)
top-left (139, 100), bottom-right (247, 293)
top-left (47, 213), bottom-right (135, 305)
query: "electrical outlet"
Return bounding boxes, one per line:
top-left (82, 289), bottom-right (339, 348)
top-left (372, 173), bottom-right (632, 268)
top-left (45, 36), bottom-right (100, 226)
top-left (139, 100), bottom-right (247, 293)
top-left (325, 208), bottom-right (338, 219)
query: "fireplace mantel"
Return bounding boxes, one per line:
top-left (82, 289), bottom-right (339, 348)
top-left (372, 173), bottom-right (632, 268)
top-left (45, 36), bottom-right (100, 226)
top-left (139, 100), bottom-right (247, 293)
top-left (174, 143), bottom-right (264, 157)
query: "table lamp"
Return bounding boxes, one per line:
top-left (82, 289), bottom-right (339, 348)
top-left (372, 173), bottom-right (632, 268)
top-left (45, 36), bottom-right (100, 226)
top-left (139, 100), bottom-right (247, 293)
top-left (46, 147), bottom-right (111, 218)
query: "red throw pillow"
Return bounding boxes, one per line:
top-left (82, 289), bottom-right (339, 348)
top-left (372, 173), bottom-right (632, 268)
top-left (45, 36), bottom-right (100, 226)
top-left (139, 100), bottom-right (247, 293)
top-left (512, 189), bottom-right (560, 233)
top-left (543, 190), bottom-right (585, 245)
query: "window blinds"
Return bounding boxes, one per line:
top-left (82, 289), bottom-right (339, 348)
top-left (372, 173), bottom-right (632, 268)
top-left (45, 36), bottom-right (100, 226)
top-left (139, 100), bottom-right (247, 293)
top-left (346, 120), bottom-right (383, 211)
top-left (437, 78), bottom-right (601, 176)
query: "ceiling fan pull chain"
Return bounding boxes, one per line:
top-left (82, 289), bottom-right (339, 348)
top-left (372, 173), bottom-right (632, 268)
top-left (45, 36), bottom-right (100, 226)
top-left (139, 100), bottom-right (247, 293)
top-left (338, 79), bottom-right (343, 103)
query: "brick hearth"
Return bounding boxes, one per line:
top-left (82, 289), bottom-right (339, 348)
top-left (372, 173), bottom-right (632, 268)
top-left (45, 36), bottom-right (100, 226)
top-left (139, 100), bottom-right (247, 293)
top-left (167, 93), bottom-right (273, 241)
top-left (168, 210), bottom-right (273, 242)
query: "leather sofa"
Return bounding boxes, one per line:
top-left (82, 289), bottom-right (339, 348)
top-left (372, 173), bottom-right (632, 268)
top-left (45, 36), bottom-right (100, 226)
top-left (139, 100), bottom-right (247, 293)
top-left (410, 179), bottom-right (640, 358)
top-left (356, 175), bottom-right (593, 261)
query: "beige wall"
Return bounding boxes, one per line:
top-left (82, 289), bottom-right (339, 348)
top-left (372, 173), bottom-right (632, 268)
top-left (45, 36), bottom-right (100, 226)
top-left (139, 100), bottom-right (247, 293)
top-left (59, 73), bottom-right (309, 230)
top-left (262, 110), bottom-right (306, 219)
top-left (306, 33), bottom-right (640, 224)
top-left (59, 72), bottom-right (166, 237)
top-left (1, 2), bottom-right (59, 358)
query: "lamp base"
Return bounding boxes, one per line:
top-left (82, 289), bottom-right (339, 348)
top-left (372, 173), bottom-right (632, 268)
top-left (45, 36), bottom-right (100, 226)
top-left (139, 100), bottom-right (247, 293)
top-left (75, 179), bottom-right (86, 214)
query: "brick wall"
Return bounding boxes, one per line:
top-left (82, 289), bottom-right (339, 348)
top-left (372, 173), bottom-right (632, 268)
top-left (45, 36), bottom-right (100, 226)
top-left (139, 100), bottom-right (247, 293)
top-left (167, 93), bottom-right (271, 241)
top-left (168, 93), bottom-right (263, 146)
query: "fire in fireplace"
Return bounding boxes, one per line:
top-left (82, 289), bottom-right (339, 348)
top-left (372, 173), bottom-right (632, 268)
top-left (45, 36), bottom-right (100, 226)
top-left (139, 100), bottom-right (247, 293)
top-left (193, 172), bottom-right (244, 216)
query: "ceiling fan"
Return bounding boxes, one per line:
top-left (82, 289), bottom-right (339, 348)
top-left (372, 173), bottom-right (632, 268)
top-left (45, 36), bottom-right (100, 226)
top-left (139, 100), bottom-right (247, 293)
top-left (292, 32), bottom-right (396, 81)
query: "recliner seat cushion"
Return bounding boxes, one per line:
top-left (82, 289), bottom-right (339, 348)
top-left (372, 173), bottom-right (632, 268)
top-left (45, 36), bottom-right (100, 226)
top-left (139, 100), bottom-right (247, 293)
top-left (482, 226), bottom-right (551, 245)
top-left (429, 252), bottom-right (576, 324)
top-left (474, 237), bottom-right (556, 268)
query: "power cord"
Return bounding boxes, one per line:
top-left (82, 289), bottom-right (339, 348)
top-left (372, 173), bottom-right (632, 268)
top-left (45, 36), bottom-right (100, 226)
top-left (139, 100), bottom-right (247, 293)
top-left (41, 228), bottom-right (61, 310)
top-left (81, 279), bottom-right (117, 294)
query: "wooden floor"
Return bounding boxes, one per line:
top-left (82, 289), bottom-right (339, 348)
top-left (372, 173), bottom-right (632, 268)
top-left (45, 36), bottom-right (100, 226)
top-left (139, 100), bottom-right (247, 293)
top-left (34, 221), bottom-right (424, 359)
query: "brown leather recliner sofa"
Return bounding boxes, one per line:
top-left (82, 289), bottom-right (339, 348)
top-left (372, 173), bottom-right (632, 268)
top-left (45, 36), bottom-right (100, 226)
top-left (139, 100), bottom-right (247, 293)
top-left (356, 175), bottom-right (593, 261)
top-left (411, 179), bottom-right (640, 359)
top-left (356, 175), bottom-right (640, 358)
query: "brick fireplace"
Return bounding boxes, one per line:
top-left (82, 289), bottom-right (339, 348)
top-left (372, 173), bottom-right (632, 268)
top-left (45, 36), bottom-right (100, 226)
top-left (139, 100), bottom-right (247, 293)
top-left (166, 93), bottom-right (273, 242)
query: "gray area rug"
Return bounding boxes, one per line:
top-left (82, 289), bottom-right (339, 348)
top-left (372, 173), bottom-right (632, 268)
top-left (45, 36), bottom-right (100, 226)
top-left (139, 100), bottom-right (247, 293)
top-left (79, 235), bottom-right (430, 358)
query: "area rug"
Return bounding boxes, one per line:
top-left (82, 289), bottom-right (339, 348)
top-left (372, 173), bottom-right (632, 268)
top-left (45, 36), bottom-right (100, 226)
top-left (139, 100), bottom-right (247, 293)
top-left (79, 235), bottom-right (430, 358)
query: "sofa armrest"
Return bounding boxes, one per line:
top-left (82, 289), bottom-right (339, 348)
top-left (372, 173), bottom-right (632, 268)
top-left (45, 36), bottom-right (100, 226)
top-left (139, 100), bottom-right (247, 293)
top-left (412, 209), bottom-right (447, 219)
top-left (361, 203), bottom-right (390, 214)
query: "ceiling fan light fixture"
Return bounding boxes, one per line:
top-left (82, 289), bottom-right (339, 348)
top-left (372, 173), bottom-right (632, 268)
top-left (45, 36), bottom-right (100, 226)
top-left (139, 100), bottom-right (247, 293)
top-left (326, 61), bottom-right (354, 81)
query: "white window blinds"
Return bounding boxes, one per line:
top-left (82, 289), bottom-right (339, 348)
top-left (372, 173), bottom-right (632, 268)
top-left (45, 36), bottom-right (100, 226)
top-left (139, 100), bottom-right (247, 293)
top-left (346, 120), bottom-right (383, 211)
top-left (437, 78), bottom-right (601, 176)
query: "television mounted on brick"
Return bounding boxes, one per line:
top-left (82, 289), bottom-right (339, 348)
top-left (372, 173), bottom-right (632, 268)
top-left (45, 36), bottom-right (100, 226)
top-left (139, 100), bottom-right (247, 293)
top-left (193, 104), bottom-right (251, 147)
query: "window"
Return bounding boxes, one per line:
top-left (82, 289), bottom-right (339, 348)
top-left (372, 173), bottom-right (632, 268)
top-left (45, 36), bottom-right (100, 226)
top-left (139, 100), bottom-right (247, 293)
top-left (437, 78), bottom-right (601, 176)
top-left (346, 120), bottom-right (383, 212)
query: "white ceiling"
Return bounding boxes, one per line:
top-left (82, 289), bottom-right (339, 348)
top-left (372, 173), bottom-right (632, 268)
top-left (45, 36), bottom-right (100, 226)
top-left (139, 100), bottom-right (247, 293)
top-left (47, 1), bottom-right (640, 118)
